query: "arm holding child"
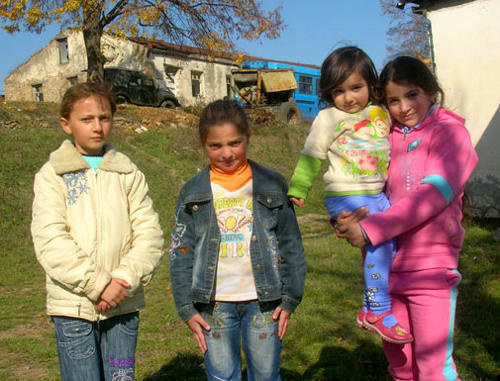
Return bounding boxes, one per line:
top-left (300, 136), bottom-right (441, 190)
top-left (337, 116), bottom-right (478, 249)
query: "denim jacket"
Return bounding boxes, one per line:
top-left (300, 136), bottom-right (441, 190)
top-left (169, 160), bottom-right (306, 322)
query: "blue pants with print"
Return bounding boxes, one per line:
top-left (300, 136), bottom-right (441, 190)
top-left (198, 301), bottom-right (282, 381)
top-left (326, 194), bottom-right (396, 313)
top-left (52, 312), bottom-right (139, 381)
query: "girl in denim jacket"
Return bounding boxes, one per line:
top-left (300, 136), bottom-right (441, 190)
top-left (169, 100), bottom-right (306, 381)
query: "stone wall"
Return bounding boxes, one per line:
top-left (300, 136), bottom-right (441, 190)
top-left (4, 29), bottom-right (236, 107)
top-left (149, 53), bottom-right (236, 106)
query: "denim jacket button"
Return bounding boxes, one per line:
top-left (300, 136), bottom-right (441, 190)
top-left (264, 291), bottom-right (270, 296)
top-left (192, 204), bottom-right (198, 211)
top-left (251, 235), bottom-right (257, 242)
top-left (266, 197), bottom-right (272, 204)
top-left (256, 264), bottom-right (261, 270)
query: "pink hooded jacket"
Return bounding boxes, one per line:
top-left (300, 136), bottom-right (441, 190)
top-left (360, 108), bottom-right (478, 272)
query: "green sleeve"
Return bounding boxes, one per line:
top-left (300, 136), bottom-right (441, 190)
top-left (288, 154), bottom-right (323, 200)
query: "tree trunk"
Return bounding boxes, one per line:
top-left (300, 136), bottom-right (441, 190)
top-left (83, 1), bottom-right (105, 83)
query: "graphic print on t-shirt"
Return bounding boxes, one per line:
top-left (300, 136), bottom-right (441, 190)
top-left (211, 180), bottom-right (257, 301)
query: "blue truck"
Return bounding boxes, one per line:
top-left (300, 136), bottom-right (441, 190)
top-left (232, 59), bottom-right (321, 123)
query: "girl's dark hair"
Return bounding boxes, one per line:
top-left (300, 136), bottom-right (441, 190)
top-left (60, 82), bottom-right (116, 119)
top-left (319, 46), bottom-right (378, 104)
top-left (199, 99), bottom-right (249, 144)
top-left (379, 56), bottom-right (444, 105)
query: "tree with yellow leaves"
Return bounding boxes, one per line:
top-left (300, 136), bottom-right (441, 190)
top-left (0, 0), bottom-right (284, 82)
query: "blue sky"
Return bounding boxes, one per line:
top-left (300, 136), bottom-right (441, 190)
top-left (0, 0), bottom-right (393, 94)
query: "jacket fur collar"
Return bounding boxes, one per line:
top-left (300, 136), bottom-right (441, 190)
top-left (50, 140), bottom-right (134, 175)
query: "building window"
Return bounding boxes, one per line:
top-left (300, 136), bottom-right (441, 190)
top-left (191, 71), bottom-right (202, 97)
top-left (57, 38), bottom-right (69, 64)
top-left (164, 64), bottom-right (180, 84)
top-left (298, 75), bottom-right (313, 94)
top-left (32, 84), bottom-right (43, 102)
top-left (67, 76), bottom-right (78, 86)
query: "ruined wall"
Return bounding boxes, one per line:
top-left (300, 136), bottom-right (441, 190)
top-left (4, 29), bottom-right (236, 108)
top-left (149, 53), bottom-right (236, 106)
top-left (4, 30), bottom-right (149, 103)
top-left (4, 30), bottom-right (87, 102)
top-left (102, 34), bottom-right (148, 71)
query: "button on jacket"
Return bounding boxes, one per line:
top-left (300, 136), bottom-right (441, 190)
top-left (169, 160), bottom-right (306, 322)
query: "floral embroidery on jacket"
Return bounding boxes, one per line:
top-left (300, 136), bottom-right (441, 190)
top-left (63, 171), bottom-right (89, 205)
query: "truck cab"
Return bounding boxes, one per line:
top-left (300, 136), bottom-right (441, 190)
top-left (240, 60), bottom-right (321, 121)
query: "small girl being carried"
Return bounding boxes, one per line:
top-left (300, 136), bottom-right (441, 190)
top-left (288, 46), bottom-right (412, 343)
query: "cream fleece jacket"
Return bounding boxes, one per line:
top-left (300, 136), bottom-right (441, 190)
top-left (31, 140), bottom-right (164, 321)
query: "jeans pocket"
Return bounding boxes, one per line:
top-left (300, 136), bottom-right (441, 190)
top-left (118, 312), bottom-right (139, 336)
top-left (58, 319), bottom-right (95, 360)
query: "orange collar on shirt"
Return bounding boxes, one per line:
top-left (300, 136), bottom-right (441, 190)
top-left (209, 161), bottom-right (252, 192)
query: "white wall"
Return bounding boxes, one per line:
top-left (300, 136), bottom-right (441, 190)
top-left (4, 29), bottom-right (235, 107)
top-left (149, 53), bottom-right (236, 106)
top-left (4, 30), bottom-right (87, 102)
top-left (428, 0), bottom-right (500, 216)
top-left (4, 30), bottom-right (149, 102)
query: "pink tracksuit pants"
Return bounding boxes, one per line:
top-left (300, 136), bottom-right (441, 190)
top-left (383, 268), bottom-right (462, 381)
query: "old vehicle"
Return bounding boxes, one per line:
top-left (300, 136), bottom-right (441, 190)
top-left (232, 60), bottom-right (321, 124)
top-left (104, 68), bottom-right (180, 108)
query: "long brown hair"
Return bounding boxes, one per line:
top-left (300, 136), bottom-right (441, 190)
top-left (379, 56), bottom-right (444, 105)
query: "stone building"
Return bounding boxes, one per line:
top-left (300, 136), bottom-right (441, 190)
top-left (4, 29), bottom-right (237, 107)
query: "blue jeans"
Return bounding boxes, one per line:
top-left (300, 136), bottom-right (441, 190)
top-left (326, 194), bottom-right (396, 313)
top-left (52, 312), bottom-right (139, 381)
top-left (198, 301), bottom-right (282, 381)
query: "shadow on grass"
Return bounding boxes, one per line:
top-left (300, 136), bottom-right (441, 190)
top-left (144, 353), bottom-right (303, 380)
top-left (453, 219), bottom-right (500, 379)
top-left (302, 342), bottom-right (390, 381)
top-left (455, 267), bottom-right (499, 378)
top-left (143, 353), bottom-right (205, 380)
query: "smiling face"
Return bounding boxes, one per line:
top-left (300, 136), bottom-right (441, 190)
top-left (60, 95), bottom-right (113, 156)
top-left (204, 122), bottom-right (249, 173)
top-left (385, 81), bottom-right (436, 127)
top-left (331, 71), bottom-right (370, 114)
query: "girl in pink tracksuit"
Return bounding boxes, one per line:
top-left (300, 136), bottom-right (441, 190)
top-left (336, 56), bottom-right (478, 380)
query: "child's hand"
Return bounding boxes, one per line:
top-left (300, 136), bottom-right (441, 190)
top-left (335, 208), bottom-right (370, 248)
top-left (289, 197), bottom-right (305, 208)
top-left (99, 278), bottom-right (131, 309)
top-left (94, 299), bottom-right (112, 313)
top-left (337, 221), bottom-right (367, 248)
top-left (272, 306), bottom-right (291, 340)
top-left (187, 314), bottom-right (211, 354)
top-left (337, 207), bottom-right (370, 225)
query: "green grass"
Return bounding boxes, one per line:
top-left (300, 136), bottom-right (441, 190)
top-left (0, 102), bottom-right (498, 380)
